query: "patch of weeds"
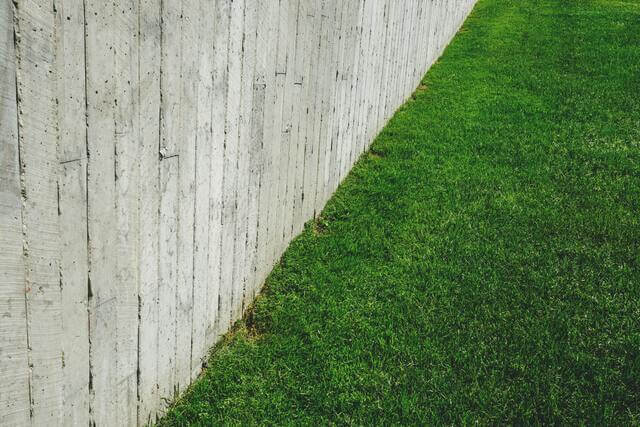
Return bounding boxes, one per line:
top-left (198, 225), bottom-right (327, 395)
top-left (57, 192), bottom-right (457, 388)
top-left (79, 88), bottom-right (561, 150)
top-left (312, 215), bottom-right (330, 235)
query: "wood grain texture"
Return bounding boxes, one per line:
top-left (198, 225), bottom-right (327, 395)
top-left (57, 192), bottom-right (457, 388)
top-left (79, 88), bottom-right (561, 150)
top-left (14, 0), bottom-right (64, 423)
top-left (55, 0), bottom-right (91, 417)
top-left (137, 0), bottom-right (161, 423)
top-left (0, 1), bottom-right (476, 423)
top-left (0, 2), bottom-right (29, 424)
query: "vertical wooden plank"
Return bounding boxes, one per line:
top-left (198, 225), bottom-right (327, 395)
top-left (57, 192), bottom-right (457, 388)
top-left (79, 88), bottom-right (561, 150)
top-left (176, 0), bottom-right (198, 393)
top-left (137, 0), bottom-right (161, 421)
top-left (15, 0), bottom-right (64, 423)
top-left (54, 0), bottom-right (90, 422)
top-left (191, 0), bottom-right (215, 380)
top-left (113, 0), bottom-right (141, 422)
top-left (0, 2), bottom-right (29, 423)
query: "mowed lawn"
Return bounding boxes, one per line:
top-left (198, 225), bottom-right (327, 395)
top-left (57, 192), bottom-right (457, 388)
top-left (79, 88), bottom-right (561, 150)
top-left (161, 0), bottom-right (640, 424)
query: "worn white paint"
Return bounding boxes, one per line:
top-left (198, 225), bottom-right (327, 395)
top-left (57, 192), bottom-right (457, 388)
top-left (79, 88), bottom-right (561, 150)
top-left (0, 0), bottom-right (477, 424)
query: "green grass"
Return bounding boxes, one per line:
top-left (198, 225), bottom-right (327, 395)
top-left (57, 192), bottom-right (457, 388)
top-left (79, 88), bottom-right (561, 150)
top-left (161, 0), bottom-right (640, 424)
